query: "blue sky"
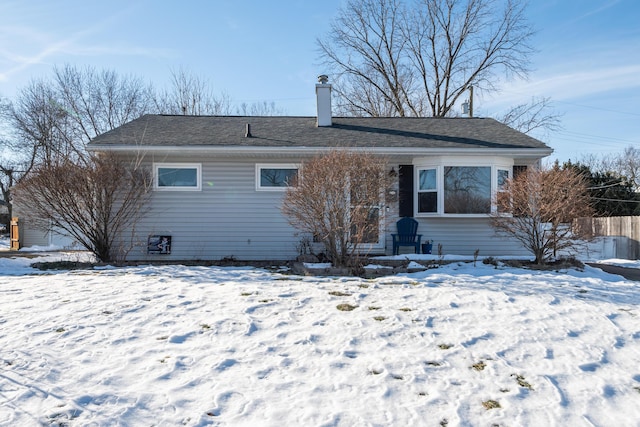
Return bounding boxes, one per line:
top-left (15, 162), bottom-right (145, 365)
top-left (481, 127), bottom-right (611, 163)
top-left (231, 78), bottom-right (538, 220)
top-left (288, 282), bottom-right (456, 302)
top-left (1, 0), bottom-right (639, 163)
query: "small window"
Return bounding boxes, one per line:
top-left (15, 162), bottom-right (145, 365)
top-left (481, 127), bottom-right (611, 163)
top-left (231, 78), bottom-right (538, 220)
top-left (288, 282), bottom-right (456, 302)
top-left (256, 164), bottom-right (298, 191)
top-left (496, 168), bottom-right (511, 213)
top-left (417, 168), bottom-right (437, 213)
top-left (498, 169), bottom-right (510, 190)
top-left (155, 163), bottom-right (201, 191)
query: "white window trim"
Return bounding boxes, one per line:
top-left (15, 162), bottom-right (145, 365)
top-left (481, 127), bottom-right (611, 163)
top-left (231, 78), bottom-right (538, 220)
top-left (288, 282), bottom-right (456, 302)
top-left (414, 156), bottom-right (513, 217)
top-left (494, 167), bottom-right (513, 215)
top-left (255, 163), bottom-right (299, 191)
top-left (154, 163), bottom-right (202, 191)
top-left (417, 166), bottom-right (439, 214)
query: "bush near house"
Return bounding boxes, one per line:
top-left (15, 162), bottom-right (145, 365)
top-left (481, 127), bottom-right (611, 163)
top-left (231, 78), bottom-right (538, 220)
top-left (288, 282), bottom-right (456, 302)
top-left (12, 153), bottom-right (152, 262)
top-left (282, 150), bottom-right (392, 268)
top-left (491, 165), bottom-right (592, 265)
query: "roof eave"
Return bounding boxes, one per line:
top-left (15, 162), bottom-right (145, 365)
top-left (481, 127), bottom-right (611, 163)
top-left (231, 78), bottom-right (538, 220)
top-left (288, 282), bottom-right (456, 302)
top-left (88, 144), bottom-right (552, 158)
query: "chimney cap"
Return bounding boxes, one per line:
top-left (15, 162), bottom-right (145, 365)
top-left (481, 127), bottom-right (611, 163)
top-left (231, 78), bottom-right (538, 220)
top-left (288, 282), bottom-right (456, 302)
top-left (317, 74), bottom-right (329, 84)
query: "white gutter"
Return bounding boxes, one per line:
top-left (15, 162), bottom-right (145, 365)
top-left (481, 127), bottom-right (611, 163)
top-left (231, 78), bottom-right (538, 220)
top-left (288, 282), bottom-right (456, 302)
top-left (88, 144), bottom-right (553, 159)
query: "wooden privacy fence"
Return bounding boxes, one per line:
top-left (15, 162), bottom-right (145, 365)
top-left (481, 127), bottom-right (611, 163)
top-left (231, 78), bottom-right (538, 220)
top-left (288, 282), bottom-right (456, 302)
top-left (574, 216), bottom-right (640, 259)
top-left (10, 217), bottom-right (20, 250)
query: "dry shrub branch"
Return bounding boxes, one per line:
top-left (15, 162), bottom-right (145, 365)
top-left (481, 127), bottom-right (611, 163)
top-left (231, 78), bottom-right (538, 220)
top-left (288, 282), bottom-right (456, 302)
top-left (13, 152), bottom-right (151, 262)
top-left (282, 150), bottom-right (391, 268)
top-left (491, 166), bottom-right (592, 264)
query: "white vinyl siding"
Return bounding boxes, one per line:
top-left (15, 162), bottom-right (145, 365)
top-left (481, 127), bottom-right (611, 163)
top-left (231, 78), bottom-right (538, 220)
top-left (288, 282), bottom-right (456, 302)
top-left (125, 158), bottom-right (299, 261)
top-left (383, 216), bottom-right (532, 258)
top-left (111, 155), bottom-right (531, 261)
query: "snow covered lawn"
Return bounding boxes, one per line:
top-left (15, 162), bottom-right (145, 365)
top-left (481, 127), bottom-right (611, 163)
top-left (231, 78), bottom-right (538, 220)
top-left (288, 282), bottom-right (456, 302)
top-left (1, 252), bottom-right (639, 426)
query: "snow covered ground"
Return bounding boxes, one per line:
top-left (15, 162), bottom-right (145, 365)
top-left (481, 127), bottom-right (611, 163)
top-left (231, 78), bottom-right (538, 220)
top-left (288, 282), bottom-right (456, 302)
top-left (1, 241), bottom-right (640, 426)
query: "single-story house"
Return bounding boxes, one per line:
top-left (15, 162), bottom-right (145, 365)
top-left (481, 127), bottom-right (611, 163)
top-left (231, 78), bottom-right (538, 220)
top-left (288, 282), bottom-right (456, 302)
top-left (21, 76), bottom-right (554, 259)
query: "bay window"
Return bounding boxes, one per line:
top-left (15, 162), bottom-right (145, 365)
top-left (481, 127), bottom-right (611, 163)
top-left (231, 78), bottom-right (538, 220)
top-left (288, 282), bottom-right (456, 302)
top-left (415, 159), bottom-right (512, 216)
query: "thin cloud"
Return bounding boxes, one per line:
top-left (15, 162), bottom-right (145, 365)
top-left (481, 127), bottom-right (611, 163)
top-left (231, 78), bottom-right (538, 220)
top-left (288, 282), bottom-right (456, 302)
top-left (0, 38), bottom-right (76, 81)
top-left (572, 0), bottom-right (622, 23)
top-left (527, 64), bottom-right (640, 100)
top-left (0, 2), bottom-right (166, 82)
top-left (482, 62), bottom-right (640, 112)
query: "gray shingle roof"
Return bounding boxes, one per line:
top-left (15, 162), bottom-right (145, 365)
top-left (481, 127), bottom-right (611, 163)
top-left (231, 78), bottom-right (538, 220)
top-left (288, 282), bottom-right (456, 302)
top-left (88, 114), bottom-right (551, 151)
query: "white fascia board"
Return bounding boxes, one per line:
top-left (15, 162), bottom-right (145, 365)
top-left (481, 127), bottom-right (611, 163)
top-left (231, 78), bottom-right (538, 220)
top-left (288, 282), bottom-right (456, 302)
top-left (88, 144), bottom-right (553, 159)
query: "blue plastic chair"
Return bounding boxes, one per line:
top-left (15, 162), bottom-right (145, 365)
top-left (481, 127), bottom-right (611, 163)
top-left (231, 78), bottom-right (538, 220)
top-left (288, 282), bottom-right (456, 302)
top-left (391, 218), bottom-right (422, 255)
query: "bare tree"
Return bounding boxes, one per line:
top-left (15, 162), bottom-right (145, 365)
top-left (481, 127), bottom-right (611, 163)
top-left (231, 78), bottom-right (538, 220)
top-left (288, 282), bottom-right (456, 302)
top-left (6, 66), bottom-right (154, 167)
top-left (155, 67), bottom-right (233, 115)
top-left (1, 98), bottom-right (15, 216)
top-left (318, 0), bottom-right (534, 117)
top-left (600, 146), bottom-right (640, 192)
top-left (496, 96), bottom-right (563, 135)
top-left (2, 66), bottom-right (154, 225)
top-left (575, 147), bottom-right (640, 195)
top-left (53, 65), bottom-right (155, 143)
top-left (7, 79), bottom-right (78, 165)
top-left (237, 100), bottom-right (285, 116)
top-left (282, 150), bottom-right (391, 268)
top-left (1, 90), bottom-right (47, 220)
top-left (12, 152), bottom-right (152, 262)
top-left (490, 166), bottom-right (593, 264)
top-left (0, 163), bottom-right (25, 221)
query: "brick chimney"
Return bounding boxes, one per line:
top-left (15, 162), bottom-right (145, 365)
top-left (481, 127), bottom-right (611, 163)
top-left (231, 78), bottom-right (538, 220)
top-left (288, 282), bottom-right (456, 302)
top-left (315, 74), bottom-right (332, 127)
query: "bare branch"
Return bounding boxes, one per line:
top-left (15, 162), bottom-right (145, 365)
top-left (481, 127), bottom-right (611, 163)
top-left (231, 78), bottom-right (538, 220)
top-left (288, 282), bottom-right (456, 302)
top-left (154, 67), bottom-right (234, 115)
top-left (491, 165), bottom-right (593, 264)
top-left (318, 0), bottom-right (535, 117)
top-left (236, 100), bottom-right (286, 116)
top-left (498, 96), bottom-right (563, 135)
top-left (12, 152), bottom-right (152, 262)
top-left (282, 150), bottom-right (391, 268)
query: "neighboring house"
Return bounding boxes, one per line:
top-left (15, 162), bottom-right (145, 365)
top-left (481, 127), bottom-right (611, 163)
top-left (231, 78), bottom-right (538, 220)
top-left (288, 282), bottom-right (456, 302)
top-left (9, 212), bottom-right (79, 250)
top-left (80, 76), bottom-right (551, 261)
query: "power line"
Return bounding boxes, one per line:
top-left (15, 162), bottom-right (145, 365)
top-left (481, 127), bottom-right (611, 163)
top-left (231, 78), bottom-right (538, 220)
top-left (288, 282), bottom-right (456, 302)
top-left (556, 129), bottom-right (639, 145)
top-left (549, 133), bottom-right (637, 149)
top-left (551, 99), bottom-right (640, 118)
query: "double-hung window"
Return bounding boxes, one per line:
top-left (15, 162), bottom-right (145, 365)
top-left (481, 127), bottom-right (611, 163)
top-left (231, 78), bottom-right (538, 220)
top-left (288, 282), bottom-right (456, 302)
top-left (155, 163), bottom-right (201, 191)
top-left (496, 168), bottom-right (511, 213)
top-left (418, 168), bottom-right (438, 213)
